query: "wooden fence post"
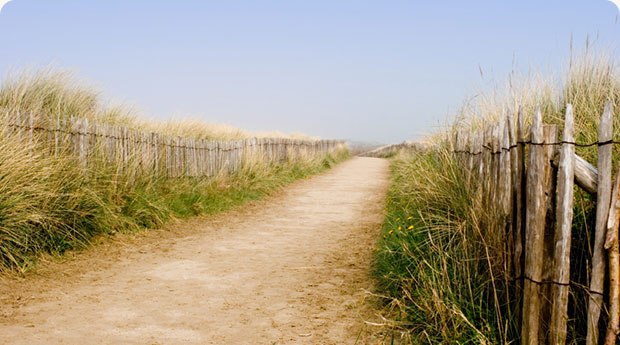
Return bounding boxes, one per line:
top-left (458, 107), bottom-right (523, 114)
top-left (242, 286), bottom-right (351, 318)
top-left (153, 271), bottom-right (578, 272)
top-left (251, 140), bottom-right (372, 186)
top-left (605, 159), bottom-right (620, 344)
top-left (176, 136), bottom-right (182, 177)
top-left (473, 130), bottom-right (483, 180)
top-left (218, 140), bottom-right (223, 174)
top-left (467, 131), bottom-right (475, 175)
top-left (454, 128), bottom-right (463, 165)
top-left (541, 124), bottom-right (559, 343)
top-left (549, 104), bottom-right (576, 345)
top-left (152, 133), bottom-right (159, 175)
top-left (482, 123), bottom-right (491, 205)
top-left (513, 107), bottom-right (526, 282)
top-left (587, 101), bottom-right (614, 345)
top-left (490, 122), bottom-right (500, 207)
top-left (81, 118), bottom-right (89, 167)
top-left (522, 105), bottom-right (547, 345)
top-left (499, 116), bottom-right (512, 216)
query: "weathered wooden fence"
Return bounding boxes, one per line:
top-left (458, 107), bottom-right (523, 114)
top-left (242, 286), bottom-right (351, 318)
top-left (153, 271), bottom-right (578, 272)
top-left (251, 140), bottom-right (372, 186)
top-left (2, 110), bottom-right (346, 177)
top-left (452, 102), bottom-right (620, 345)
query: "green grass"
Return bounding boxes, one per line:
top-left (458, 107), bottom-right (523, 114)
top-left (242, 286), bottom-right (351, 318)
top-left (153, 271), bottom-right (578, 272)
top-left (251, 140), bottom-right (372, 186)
top-left (372, 45), bottom-right (619, 344)
top-left (0, 139), bottom-right (349, 272)
top-left (373, 148), bottom-right (507, 344)
top-left (0, 67), bottom-right (350, 272)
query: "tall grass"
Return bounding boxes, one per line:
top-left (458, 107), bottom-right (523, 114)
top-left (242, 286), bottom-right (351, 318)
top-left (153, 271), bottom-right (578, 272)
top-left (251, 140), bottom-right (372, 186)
top-left (0, 68), bottom-right (318, 141)
top-left (373, 46), bottom-right (620, 343)
top-left (0, 68), bottom-right (348, 272)
top-left (374, 147), bottom-right (505, 344)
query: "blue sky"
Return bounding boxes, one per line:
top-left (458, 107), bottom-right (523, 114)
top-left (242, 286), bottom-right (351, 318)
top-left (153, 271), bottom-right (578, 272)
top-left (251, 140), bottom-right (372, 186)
top-left (0, 1), bottom-right (619, 143)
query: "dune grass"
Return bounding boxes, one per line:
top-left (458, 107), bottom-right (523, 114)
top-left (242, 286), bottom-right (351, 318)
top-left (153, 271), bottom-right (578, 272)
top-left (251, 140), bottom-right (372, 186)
top-left (0, 68), bottom-right (349, 272)
top-left (374, 147), bottom-right (504, 344)
top-left (0, 68), bottom-right (318, 141)
top-left (0, 138), bottom-right (348, 271)
top-left (372, 46), bottom-right (620, 343)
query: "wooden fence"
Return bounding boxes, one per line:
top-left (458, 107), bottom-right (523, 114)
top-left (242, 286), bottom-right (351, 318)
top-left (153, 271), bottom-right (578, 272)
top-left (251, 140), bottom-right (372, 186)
top-left (1, 110), bottom-right (346, 177)
top-left (451, 102), bottom-right (620, 345)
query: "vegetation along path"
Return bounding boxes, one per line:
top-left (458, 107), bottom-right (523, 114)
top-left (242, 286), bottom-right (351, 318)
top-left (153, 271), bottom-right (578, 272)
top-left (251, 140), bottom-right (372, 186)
top-left (0, 157), bottom-right (390, 344)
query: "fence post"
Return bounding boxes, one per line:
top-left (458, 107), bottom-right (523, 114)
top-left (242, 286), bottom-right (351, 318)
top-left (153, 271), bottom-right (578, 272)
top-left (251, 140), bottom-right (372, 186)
top-left (218, 140), bottom-right (223, 174)
top-left (541, 123), bottom-right (560, 342)
top-left (210, 140), bottom-right (215, 177)
top-left (522, 105), bottom-right (547, 345)
top-left (587, 101), bottom-right (614, 345)
top-left (151, 133), bottom-right (159, 175)
top-left (605, 158), bottom-right (620, 345)
top-left (473, 130), bottom-right (482, 180)
top-left (482, 123), bottom-right (493, 205)
top-left (549, 104), bottom-right (576, 345)
top-left (505, 110), bottom-right (520, 327)
top-left (513, 107), bottom-right (526, 282)
top-left (499, 116), bottom-right (512, 216)
top-left (467, 131), bottom-right (474, 175)
top-left (80, 118), bottom-right (89, 167)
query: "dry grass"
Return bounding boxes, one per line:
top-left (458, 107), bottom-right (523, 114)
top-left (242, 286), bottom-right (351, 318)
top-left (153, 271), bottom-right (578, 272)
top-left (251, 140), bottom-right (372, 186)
top-left (374, 45), bottom-right (619, 344)
top-left (0, 67), bottom-right (348, 272)
top-left (0, 67), bottom-right (319, 141)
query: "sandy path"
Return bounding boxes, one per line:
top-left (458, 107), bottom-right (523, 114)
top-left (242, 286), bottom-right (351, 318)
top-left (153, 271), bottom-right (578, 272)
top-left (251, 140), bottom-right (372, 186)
top-left (0, 157), bottom-right (390, 345)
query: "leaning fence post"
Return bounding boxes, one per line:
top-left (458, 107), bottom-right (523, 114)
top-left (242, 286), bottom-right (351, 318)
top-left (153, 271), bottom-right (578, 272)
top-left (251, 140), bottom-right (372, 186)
top-left (587, 101), bottom-right (614, 345)
top-left (550, 104), bottom-right (576, 345)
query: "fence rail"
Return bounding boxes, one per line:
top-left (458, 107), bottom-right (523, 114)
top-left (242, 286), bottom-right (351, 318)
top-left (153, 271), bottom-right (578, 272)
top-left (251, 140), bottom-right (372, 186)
top-left (450, 102), bottom-right (620, 345)
top-left (2, 110), bottom-right (346, 177)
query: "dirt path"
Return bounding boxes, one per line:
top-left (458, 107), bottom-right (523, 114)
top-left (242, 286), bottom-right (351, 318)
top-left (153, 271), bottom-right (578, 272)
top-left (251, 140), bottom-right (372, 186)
top-left (0, 157), bottom-right (390, 345)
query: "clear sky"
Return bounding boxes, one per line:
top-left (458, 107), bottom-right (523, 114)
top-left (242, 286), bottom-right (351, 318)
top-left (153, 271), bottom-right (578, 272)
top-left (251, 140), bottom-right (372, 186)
top-left (0, 1), bottom-right (619, 143)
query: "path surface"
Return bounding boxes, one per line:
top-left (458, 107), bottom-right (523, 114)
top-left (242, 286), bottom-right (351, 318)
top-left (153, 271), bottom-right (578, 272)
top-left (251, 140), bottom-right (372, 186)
top-left (0, 157), bottom-right (390, 345)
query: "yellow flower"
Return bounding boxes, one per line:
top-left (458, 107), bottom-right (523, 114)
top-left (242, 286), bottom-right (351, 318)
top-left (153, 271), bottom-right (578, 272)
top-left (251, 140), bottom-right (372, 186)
top-left (396, 218), bottom-right (400, 221)
top-left (388, 230), bottom-right (394, 235)
top-left (407, 216), bottom-right (413, 220)
top-left (398, 226), bottom-right (402, 230)
top-left (408, 225), bottom-right (414, 230)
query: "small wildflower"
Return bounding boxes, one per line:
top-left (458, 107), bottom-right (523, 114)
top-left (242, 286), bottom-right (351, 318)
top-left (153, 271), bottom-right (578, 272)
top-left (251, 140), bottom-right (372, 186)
top-left (398, 226), bottom-right (402, 230)
top-left (388, 230), bottom-right (393, 235)
top-left (408, 225), bottom-right (414, 230)
top-left (396, 218), bottom-right (400, 221)
top-left (407, 216), bottom-right (413, 220)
